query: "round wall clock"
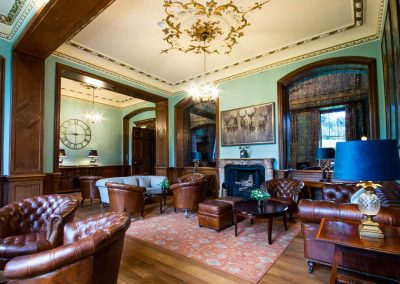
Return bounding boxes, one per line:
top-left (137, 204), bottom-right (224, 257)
top-left (60, 119), bottom-right (91, 150)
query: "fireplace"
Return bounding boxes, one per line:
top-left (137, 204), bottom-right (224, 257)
top-left (218, 158), bottom-right (274, 197)
top-left (224, 164), bottom-right (265, 200)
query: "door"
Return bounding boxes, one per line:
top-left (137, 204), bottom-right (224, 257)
top-left (131, 127), bottom-right (155, 175)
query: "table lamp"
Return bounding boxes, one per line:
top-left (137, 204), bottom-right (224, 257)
top-left (334, 139), bottom-right (400, 238)
top-left (192, 152), bottom-right (202, 172)
top-left (316, 147), bottom-right (335, 181)
top-left (59, 149), bottom-right (66, 165)
top-left (88, 150), bottom-right (99, 165)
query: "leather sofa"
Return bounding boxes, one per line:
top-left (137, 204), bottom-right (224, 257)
top-left (79, 176), bottom-right (102, 205)
top-left (4, 212), bottom-right (130, 284)
top-left (298, 183), bottom-right (400, 280)
top-left (106, 182), bottom-right (146, 217)
top-left (260, 178), bottom-right (304, 220)
top-left (96, 175), bottom-right (167, 204)
top-left (0, 194), bottom-right (78, 269)
top-left (171, 173), bottom-right (207, 218)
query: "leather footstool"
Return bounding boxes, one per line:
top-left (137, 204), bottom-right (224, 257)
top-left (216, 196), bottom-right (244, 206)
top-left (198, 200), bottom-right (233, 232)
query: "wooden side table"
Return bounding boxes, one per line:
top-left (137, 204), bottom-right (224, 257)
top-left (316, 219), bottom-right (400, 284)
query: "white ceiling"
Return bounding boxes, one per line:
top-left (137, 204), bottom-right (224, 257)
top-left (61, 78), bottom-right (146, 109)
top-left (55, 0), bottom-right (385, 96)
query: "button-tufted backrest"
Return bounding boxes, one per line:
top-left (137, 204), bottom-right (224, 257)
top-left (63, 212), bottom-right (131, 244)
top-left (322, 183), bottom-right (358, 203)
top-left (176, 173), bottom-right (205, 183)
top-left (0, 195), bottom-right (78, 238)
top-left (261, 178), bottom-right (305, 203)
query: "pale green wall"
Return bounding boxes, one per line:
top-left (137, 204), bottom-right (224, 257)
top-left (168, 40), bottom-right (385, 168)
top-left (0, 39), bottom-right (12, 175)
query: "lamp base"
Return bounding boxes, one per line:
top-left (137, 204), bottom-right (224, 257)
top-left (358, 217), bottom-right (384, 239)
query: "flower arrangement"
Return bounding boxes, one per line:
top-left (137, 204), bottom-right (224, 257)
top-left (160, 179), bottom-right (170, 191)
top-left (250, 188), bottom-right (271, 206)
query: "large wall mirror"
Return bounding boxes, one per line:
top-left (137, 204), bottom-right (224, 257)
top-left (278, 57), bottom-right (379, 170)
top-left (175, 97), bottom-right (219, 169)
top-left (54, 64), bottom-right (168, 178)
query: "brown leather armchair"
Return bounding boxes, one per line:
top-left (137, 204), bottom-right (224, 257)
top-left (106, 182), bottom-right (146, 217)
top-left (260, 178), bottom-right (304, 220)
top-left (171, 173), bottom-right (207, 218)
top-left (79, 176), bottom-right (102, 205)
top-left (4, 212), bottom-right (131, 284)
top-left (0, 194), bottom-right (78, 269)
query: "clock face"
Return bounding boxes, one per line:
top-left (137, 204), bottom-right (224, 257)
top-left (60, 119), bottom-right (91, 150)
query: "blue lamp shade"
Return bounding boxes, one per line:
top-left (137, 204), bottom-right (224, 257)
top-left (316, 148), bottom-right (335, 160)
top-left (334, 139), bottom-right (400, 181)
top-left (192, 152), bottom-right (202, 161)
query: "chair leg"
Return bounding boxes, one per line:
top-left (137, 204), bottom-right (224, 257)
top-left (90, 198), bottom-right (93, 205)
top-left (141, 210), bottom-right (144, 218)
top-left (308, 261), bottom-right (316, 273)
top-left (184, 209), bottom-right (189, 218)
top-left (174, 207), bottom-right (177, 213)
top-left (289, 210), bottom-right (294, 221)
top-left (81, 198), bottom-right (84, 205)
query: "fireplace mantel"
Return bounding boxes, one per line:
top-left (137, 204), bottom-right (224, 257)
top-left (218, 158), bottom-right (274, 196)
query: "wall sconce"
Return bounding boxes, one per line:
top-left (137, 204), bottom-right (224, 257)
top-left (88, 150), bottom-right (98, 165)
top-left (59, 149), bottom-right (66, 166)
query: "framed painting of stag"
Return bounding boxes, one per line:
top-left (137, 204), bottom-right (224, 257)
top-left (221, 102), bottom-right (275, 146)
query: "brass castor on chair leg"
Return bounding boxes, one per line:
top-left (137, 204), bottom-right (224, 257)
top-left (307, 261), bottom-right (315, 273)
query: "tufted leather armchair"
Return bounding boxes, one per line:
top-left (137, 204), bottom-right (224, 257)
top-left (322, 183), bottom-right (358, 203)
top-left (79, 176), bottom-right (102, 205)
top-left (4, 212), bottom-right (130, 284)
top-left (106, 182), bottom-right (146, 217)
top-left (171, 173), bottom-right (207, 218)
top-left (0, 194), bottom-right (78, 269)
top-left (260, 178), bottom-right (304, 220)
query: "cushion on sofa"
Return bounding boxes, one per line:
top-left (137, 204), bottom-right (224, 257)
top-left (122, 176), bottom-right (138, 185)
top-left (149, 176), bottom-right (167, 188)
top-left (138, 177), bottom-right (151, 188)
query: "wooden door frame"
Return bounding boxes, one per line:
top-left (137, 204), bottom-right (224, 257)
top-left (175, 97), bottom-right (219, 168)
top-left (277, 56), bottom-right (379, 169)
top-left (0, 56), bottom-right (3, 175)
top-left (54, 64), bottom-right (168, 173)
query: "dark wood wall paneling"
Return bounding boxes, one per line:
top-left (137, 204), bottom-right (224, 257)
top-left (277, 57), bottom-right (380, 170)
top-left (154, 101), bottom-right (169, 177)
top-left (381, 0), bottom-right (400, 145)
top-left (0, 57), bottom-right (3, 176)
top-left (2, 0), bottom-right (116, 205)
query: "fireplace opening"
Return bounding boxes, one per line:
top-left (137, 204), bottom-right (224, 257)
top-left (223, 164), bottom-right (265, 200)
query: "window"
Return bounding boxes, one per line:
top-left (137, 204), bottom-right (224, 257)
top-left (320, 110), bottom-right (346, 148)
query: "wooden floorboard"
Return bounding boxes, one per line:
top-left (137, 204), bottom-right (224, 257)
top-left (76, 198), bottom-right (331, 284)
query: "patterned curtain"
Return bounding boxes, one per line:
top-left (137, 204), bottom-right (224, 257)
top-left (289, 110), bottom-right (320, 168)
top-left (345, 102), bottom-right (365, 140)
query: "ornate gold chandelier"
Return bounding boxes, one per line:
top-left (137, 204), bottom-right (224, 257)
top-left (160, 0), bottom-right (270, 55)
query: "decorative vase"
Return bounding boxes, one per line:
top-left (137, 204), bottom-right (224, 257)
top-left (257, 199), bottom-right (263, 207)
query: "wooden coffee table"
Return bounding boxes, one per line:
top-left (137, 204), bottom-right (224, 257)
top-left (145, 189), bottom-right (167, 213)
top-left (233, 200), bottom-right (288, 245)
top-left (316, 218), bottom-right (400, 283)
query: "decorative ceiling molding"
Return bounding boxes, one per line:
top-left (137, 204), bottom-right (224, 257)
top-left (0, 0), bottom-right (28, 25)
top-left (0, 0), bottom-right (35, 40)
top-left (160, 0), bottom-right (270, 54)
top-left (65, 0), bottom-right (366, 87)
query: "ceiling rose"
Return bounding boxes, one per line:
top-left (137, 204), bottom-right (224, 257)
top-left (161, 0), bottom-right (270, 54)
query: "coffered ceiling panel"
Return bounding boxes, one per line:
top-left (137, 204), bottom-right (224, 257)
top-left (54, 0), bottom-right (385, 95)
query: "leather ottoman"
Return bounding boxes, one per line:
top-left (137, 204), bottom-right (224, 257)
top-left (198, 200), bottom-right (233, 232)
top-left (216, 196), bottom-right (244, 206)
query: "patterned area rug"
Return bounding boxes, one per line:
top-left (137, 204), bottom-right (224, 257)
top-left (126, 206), bottom-right (301, 283)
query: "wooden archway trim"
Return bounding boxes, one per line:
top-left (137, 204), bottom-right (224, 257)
top-left (277, 56), bottom-right (379, 169)
top-left (123, 107), bottom-right (156, 171)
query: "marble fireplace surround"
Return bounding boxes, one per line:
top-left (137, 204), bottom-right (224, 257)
top-left (218, 158), bottom-right (274, 197)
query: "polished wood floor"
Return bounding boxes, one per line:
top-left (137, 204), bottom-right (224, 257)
top-left (77, 197), bottom-right (333, 284)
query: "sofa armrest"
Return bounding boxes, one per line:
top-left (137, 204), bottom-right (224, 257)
top-left (170, 180), bottom-right (207, 190)
top-left (105, 182), bottom-right (146, 193)
top-left (298, 199), bottom-right (400, 226)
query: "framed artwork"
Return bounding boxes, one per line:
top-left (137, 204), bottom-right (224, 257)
top-left (221, 102), bottom-right (275, 146)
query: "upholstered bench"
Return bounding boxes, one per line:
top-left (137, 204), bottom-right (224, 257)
top-left (198, 200), bottom-right (233, 232)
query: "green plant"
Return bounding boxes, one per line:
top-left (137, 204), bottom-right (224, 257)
top-left (160, 178), bottom-right (170, 191)
top-left (250, 188), bottom-right (271, 201)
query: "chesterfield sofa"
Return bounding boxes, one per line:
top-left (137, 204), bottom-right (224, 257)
top-left (298, 182), bottom-right (400, 281)
top-left (4, 212), bottom-right (130, 284)
top-left (0, 194), bottom-right (78, 269)
top-left (96, 175), bottom-right (167, 205)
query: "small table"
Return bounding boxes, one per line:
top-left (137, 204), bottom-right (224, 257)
top-left (145, 189), bottom-right (167, 214)
top-left (233, 200), bottom-right (288, 245)
top-left (316, 219), bottom-right (400, 284)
